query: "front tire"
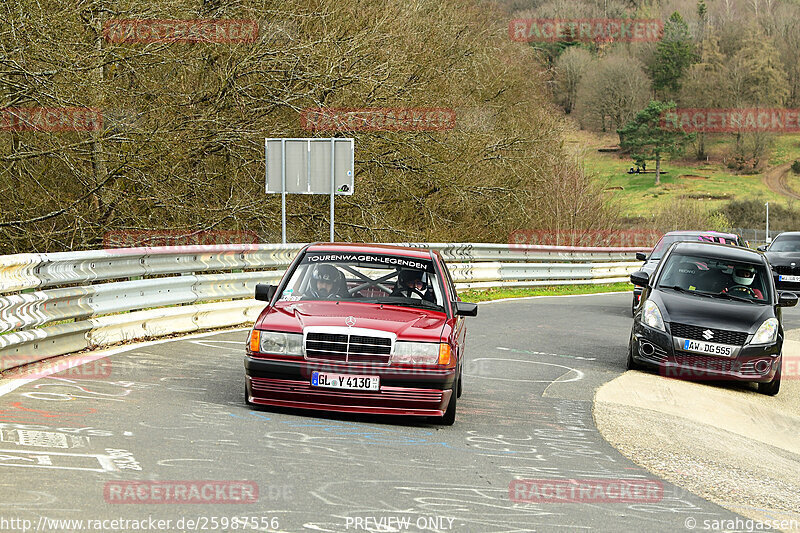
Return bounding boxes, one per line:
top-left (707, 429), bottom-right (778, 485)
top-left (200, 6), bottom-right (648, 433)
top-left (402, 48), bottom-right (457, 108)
top-left (758, 366), bottom-right (781, 396)
top-left (626, 338), bottom-right (640, 370)
top-left (436, 380), bottom-right (458, 425)
top-left (244, 380), bottom-right (253, 406)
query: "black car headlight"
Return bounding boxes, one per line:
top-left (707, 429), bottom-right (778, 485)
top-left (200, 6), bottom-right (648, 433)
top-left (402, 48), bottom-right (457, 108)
top-left (750, 318), bottom-right (778, 345)
top-left (640, 300), bottom-right (665, 332)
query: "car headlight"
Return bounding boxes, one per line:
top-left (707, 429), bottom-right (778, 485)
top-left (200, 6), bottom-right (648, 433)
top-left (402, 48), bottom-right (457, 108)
top-left (391, 342), bottom-right (452, 366)
top-left (751, 318), bottom-right (778, 345)
top-left (250, 330), bottom-right (303, 356)
top-left (640, 300), bottom-right (665, 332)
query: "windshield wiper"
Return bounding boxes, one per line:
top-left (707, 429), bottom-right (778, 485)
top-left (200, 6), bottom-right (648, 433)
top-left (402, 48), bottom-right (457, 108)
top-left (711, 292), bottom-right (760, 304)
top-left (365, 296), bottom-right (444, 312)
top-left (660, 285), bottom-right (712, 297)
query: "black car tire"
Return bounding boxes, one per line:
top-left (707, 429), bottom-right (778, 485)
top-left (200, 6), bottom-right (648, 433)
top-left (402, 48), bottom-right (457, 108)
top-left (244, 381), bottom-right (253, 406)
top-left (757, 366), bottom-right (781, 396)
top-left (626, 339), bottom-right (640, 371)
top-left (435, 380), bottom-right (458, 426)
top-left (457, 369), bottom-right (463, 398)
top-left (631, 297), bottom-right (637, 316)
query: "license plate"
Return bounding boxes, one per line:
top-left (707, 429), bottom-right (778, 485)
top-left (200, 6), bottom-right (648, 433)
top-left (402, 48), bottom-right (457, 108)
top-left (682, 339), bottom-right (735, 357)
top-left (311, 372), bottom-right (379, 391)
top-left (779, 275), bottom-right (800, 282)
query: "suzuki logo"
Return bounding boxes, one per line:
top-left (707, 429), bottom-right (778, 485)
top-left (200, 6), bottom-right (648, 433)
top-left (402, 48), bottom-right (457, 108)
top-left (345, 316), bottom-right (356, 327)
top-left (702, 329), bottom-right (714, 340)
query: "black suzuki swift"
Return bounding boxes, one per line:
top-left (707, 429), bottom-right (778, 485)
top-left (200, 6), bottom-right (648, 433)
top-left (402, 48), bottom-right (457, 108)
top-left (628, 241), bottom-right (797, 395)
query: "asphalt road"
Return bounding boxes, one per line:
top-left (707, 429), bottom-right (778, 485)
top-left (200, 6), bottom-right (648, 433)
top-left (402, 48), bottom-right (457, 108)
top-left (3, 292), bottom-right (799, 533)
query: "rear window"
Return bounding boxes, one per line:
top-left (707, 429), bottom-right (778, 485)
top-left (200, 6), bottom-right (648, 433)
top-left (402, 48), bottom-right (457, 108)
top-left (651, 234), bottom-right (737, 259)
top-left (768, 235), bottom-right (800, 252)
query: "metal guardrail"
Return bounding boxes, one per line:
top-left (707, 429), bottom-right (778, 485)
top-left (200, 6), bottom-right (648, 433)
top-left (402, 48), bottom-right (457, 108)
top-left (0, 243), bottom-right (647, 373)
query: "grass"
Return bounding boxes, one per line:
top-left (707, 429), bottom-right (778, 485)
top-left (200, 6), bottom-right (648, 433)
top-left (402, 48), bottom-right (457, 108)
top-left (568, 128), bottom-right (800, 218)
top-left (458, 282), bottom-right (633, 302)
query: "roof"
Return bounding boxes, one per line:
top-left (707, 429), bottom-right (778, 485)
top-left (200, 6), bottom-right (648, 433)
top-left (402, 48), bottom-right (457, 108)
top-left (670, 241), bottom-right (763, 262)
top-left (305, 242), bottom-right (433, 260)
top-left (664, 230), bottom-right (738, 238)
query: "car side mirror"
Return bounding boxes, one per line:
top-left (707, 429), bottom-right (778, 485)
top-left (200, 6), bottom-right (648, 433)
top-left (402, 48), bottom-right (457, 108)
top-left (455, 301), bottom-right (478, 316)
top-left (635, 252), bottom-right (648, 261)
top-left (757, 245), bottom-right (767, 252)
top-left (630, 271), bottom-right (650, 287)
top-left (255, 283), bottom-right (277, 302)
top-left (778, 291), bottom-right (798, 307)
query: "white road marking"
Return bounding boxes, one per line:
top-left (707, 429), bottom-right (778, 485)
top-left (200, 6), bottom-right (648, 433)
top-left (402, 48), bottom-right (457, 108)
top-left (496, 346), bottom-right (596, 361)
top-left (465, 358), bottom-right (584, 383)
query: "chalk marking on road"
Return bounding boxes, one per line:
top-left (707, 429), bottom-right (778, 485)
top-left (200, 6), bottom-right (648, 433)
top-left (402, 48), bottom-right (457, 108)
top-left (465, 358), bottom-right (584, 383)
top-left (496, 346), bottom-right (596, 361)
top-left (0, 448), bottom-right (117, 472)
top-left (188, 340), bottom-right (245, 351)
top-left (0, 328), bottom-right (249, 399)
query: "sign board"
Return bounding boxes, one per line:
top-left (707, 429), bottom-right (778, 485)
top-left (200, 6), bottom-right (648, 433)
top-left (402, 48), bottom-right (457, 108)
top-left (265, 138), bottom-right (354, 195)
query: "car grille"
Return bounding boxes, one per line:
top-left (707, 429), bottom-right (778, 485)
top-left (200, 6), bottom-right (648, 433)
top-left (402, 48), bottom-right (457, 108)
top-left (672, 354), bottom-right (763, 377)
top-left (773, 265), bottom-right (800, 275)
top-left (305, 332), bottom-right (392, 364)
top-left (674, 354), bottom-right (736, 373)
top-left (670, 323), bottom-right (747, 346)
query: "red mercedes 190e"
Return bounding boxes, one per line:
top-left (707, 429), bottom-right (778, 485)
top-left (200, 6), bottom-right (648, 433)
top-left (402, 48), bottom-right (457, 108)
top-left (244, 243), bottom-right (478, 425)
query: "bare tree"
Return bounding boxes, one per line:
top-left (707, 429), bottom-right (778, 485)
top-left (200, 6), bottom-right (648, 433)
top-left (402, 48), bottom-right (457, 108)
top-left (574, 50), bottom-right (651, 132)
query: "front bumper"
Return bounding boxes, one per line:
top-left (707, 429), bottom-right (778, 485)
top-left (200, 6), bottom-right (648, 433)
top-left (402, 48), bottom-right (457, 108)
top-left (630, 321), bottom-right (781, 383)
top-left (244, 356), bottom-right (455, 416)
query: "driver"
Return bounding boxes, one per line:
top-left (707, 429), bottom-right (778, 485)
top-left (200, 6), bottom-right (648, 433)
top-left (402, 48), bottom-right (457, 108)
top-left (307, 264), bottom-right (346, 299)
top-left (723, 265), bottom-right (763, 299)
top-left (391, 269), bottom-right (435, 302)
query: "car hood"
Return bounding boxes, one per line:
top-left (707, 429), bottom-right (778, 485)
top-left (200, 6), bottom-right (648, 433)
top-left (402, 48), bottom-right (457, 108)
top-left (764, 251), bottom-right (800, 266)
top-left (255, 301), bottom-right (447, 342)
top-left (653, 290), bottom-right (774, 334)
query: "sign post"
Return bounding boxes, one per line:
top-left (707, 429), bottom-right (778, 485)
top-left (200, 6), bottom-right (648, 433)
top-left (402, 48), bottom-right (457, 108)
top-left (265, 138), bottom-right (354, 244)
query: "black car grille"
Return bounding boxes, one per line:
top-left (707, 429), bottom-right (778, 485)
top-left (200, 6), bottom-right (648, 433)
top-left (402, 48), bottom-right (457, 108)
top-left (670, 323), bottom-right (747, 346)
top-left (674, 354), bottom-right (736, 373)
top-left (672, 354), bottom-right (764, 377)
top-left (305, 332), bottom-right (392, 364)
top-left (773, 265), bottom-right (800, 276)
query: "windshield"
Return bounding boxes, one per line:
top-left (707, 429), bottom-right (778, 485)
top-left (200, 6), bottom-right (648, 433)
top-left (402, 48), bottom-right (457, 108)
top-left (768, 235), bottom-right (800, 252)
top-left (650, 234), bottom-right (737, 260)
top-left (657, 253), bottom-right (770, 303)
top-left (278, 251), bottom-right (446, 311)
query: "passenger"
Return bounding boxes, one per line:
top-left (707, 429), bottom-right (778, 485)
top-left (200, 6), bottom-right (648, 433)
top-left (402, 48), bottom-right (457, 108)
top-left (391, 269), bottom-right (435, 303)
